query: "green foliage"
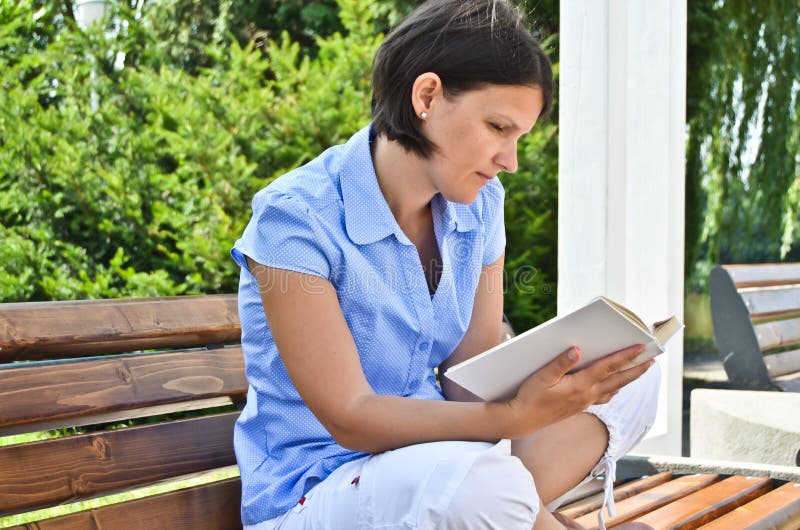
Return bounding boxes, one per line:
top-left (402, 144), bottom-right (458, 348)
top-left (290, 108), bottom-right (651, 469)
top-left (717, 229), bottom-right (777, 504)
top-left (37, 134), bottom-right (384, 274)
top-left (0, 0), bottom-right (560, 331)
top-left (503, 119), bottom-right (559, 329)
top-left (686, 0), bottom-right (800, 286)
top-left (137, 0), bottom-right (420, 71)
top-left (0, 0), bottom-right (380, 300)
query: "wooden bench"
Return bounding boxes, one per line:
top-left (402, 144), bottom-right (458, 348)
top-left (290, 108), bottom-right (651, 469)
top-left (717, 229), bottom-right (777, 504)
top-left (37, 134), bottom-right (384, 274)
top-left (2, 294), bottom-right (799, 528)
top-left (595, 456), bottom-right (800, 529)
top-left (0, 295), bottom-right (246, 529)
top-left (709, 263), bottom-right (800, 391)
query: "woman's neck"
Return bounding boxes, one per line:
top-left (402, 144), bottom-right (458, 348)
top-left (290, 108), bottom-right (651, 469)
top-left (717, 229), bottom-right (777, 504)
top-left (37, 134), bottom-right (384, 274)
top-left (371, 134), bottom-right (437, 232)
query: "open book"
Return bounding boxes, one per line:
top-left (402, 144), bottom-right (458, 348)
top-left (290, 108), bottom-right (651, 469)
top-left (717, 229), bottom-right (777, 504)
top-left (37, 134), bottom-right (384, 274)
top-left (443, 297), bottom-right (683, 402)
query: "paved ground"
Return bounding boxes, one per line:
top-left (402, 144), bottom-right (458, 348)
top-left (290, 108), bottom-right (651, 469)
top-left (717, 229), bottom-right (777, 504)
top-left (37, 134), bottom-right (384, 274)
top-left (682, 352), bottom-right (730, 456)
top-left (683, 352), bottom-right (728, 383)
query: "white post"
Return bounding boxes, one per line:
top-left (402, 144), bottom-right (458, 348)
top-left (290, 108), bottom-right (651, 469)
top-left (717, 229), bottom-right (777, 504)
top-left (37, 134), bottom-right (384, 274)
top-left (74, 0), bottom-right (108, 29)
top-left (558, 0), bottom-right (687, 455)
top-left (74, 0), bottom-right (108, 113)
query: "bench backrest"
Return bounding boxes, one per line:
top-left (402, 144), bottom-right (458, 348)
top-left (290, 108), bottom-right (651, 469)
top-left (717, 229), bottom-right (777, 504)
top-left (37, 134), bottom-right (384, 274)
top-left (0, 295), bottom-right (245, 529)
top-left (709, 264), bottom-right (800, 391)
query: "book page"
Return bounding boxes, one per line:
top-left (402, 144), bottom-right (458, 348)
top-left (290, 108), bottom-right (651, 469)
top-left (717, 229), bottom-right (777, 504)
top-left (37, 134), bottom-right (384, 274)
top-left (652, 316), bottom-right (683, 347)
top-left (444, 298), bottom-right (661, 401)
top-left (598, 296), bottom-right (650, 332)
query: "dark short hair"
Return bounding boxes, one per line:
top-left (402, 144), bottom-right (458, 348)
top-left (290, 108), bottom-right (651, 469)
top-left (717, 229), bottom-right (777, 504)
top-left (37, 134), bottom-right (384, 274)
top-left (371, 0), bottom-right (553, 158)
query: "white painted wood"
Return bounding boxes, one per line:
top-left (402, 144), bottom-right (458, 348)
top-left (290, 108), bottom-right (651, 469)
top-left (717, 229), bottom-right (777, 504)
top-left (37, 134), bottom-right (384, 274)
top-left (740, 286), bottom-right (800, 317)
top-left (559, 0), bottom-right (686, 456)
top-left (726, 263), bottom-right (800, 285)
top-left (765, 349), bottom-right (800, 378)
top-left (755, 317), bottom-right (800, 351)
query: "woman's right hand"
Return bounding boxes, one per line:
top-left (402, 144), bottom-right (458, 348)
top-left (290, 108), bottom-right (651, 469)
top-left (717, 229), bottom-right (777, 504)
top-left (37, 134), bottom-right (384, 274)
top-left (504, 344), bottom-right (655, 439)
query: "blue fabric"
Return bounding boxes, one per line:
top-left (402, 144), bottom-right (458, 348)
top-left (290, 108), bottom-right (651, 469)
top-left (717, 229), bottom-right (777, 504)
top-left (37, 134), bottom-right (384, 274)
top-left (231, 124), bottom-right (506, 525)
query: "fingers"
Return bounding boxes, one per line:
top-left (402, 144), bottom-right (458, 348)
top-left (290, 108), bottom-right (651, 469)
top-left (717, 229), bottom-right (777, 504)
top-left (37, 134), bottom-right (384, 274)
top-left (593, 391), bottom-right (617, 405)
top-left (591, 357), bottom-right (654, 404)
top-left (595, 357), bottom-right (655, 398)
top-left (536, 346), bottom-right (582, 385)
top-left (569, 343), bottom-right (653, 404)
top-left (583, 343), bottom-right (647, 378)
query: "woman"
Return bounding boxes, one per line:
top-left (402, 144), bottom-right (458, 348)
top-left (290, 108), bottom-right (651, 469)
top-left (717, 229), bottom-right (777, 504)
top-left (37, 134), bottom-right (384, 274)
top-left (231, 1), bottom-right (660, 529)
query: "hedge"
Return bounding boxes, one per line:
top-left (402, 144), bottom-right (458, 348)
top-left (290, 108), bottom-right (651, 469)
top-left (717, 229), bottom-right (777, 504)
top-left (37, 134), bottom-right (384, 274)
top-left (0, 0), bottom-right (559, 330)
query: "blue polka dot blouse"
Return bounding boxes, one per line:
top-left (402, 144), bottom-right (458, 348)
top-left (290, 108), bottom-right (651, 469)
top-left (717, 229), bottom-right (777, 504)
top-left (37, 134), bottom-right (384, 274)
top-left (230, 125), bottom-right (506, 525)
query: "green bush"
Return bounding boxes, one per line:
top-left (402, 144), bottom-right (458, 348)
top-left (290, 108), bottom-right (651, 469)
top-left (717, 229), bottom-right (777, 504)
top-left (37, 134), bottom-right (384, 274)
top-left (503, 115), bottom-right (559, 328)
top-left (0, 0), bottom-right (558, 330)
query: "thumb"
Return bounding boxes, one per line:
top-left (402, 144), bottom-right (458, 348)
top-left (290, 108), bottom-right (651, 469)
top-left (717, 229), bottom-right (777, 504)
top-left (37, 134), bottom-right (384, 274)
top-left (538, 346), bottom-right (581, 384)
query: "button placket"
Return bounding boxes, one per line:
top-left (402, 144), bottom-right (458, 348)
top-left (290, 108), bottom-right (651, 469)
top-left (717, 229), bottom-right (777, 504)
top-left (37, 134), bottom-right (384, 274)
top-left (397, 242), bottom-right (434, 394)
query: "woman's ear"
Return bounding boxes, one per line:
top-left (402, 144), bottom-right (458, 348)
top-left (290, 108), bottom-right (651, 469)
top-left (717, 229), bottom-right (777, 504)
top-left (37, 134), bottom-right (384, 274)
top-left (411, 72), bottom-right (443, 119)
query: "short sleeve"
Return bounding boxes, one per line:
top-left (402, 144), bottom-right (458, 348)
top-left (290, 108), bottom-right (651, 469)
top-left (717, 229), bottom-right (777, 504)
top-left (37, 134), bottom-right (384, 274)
top-left (482, 178), bottom-right (506, 266)
top-left (231, 190), bottom-right (331, 279)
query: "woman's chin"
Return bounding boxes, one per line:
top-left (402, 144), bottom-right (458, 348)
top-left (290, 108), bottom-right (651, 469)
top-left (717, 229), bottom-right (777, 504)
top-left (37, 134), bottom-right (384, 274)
top-left (442, 188), bottom-right (482, 205)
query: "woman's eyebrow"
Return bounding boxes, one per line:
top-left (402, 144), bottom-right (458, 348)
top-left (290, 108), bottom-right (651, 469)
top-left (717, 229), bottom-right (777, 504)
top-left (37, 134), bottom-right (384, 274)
top-left (511, 120), bottom-right (536, 137)
top-left (489, 113), bottom-right (532, 135)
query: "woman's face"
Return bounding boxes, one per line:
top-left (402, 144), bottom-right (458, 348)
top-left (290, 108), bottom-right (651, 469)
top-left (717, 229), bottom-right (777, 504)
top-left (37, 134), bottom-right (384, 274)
top-left (420, 83), bottom-right (545, 204)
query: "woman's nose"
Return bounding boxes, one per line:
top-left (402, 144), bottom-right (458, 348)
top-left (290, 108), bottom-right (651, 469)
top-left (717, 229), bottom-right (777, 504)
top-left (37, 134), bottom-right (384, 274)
top-left (495, 143), bottom-right (519, 174)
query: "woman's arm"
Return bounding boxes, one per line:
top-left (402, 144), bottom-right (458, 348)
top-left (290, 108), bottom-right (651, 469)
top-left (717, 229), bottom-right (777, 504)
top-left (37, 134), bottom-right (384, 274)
top-left (247, 256), bottom-right (652, 453)
top-left (247, 256), bottom-right (513, 453)
top-left (438, 254), bottom-right (505, 402)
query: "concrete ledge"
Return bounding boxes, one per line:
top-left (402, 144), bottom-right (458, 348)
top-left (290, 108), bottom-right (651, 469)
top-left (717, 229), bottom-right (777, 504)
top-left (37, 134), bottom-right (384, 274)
top-left (690, 388), bottom-right (800, 467)
top-left (620, 454), bottom-right (800, 482)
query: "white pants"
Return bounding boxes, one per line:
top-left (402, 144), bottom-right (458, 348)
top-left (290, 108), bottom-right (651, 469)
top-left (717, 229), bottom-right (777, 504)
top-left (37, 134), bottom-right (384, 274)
top-left (246, 363), bottom-right (660, 530)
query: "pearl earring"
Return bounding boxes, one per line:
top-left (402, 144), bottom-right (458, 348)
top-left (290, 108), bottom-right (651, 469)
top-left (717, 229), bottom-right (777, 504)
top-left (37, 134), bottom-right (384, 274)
top-left (420, 111), bottom-right (428, 119)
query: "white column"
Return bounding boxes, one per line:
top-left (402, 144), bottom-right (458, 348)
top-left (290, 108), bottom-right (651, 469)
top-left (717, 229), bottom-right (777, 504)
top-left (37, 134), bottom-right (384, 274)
top-left (558, 0), bottom-right (687, 455)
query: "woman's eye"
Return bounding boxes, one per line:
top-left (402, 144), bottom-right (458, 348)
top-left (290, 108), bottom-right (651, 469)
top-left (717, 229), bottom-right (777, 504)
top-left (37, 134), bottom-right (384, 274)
top-left (490, 123), bottom-right (505, 133)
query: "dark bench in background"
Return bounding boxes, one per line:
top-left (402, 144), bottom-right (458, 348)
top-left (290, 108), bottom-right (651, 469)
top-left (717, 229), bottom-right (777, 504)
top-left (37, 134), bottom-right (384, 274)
top-left (710, 263), bottom-right (800, 391)
top-left (2, 294), bottom-right (799, 528)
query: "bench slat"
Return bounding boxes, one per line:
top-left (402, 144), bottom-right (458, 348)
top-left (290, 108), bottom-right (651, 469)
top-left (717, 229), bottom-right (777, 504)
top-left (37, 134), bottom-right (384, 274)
top-left (739, 287), bottom-right (800, 320)
top-left (0, 396), bottom-right (235, 437)
top-left (0, 295), bottom-right (240, 362)
top-left (573, 474), bottom-right (720, 529)
top-left (554, 480), bottom-right (609, 509)
top-left (776, 377), bottom-right (800, 392)
top-left (724, 264), bottom-right (800, 288)
top-left (7, 477), bottom-right (242, 530)
top-left (764, 349), bottom-right (800, 378)
top-left (558, 472), bottom-right (673, 519)
top-left (696, 481), bottom-right (800, 529)
top-left (753, 318), bottom-right (800, 351)
top-left (633, 475), bottom-right (772, 529)
top-left (0, 348), bottom-right (246, 432)
top-left (0, 412), bottom-right (237, 515)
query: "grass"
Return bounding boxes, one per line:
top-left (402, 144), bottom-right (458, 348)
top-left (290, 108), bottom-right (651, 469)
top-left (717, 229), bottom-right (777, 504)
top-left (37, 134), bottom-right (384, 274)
top-left (0, 430), bottom-right (62, 447)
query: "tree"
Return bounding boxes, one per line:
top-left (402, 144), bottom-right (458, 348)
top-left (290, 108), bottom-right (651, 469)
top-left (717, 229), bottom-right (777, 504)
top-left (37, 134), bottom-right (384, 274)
top-left (0, 0), bottom-right (383, 300)
top-left (0, 0), bottom-right (562, 331)
top-left (685, 0), bottom-right (800, 288)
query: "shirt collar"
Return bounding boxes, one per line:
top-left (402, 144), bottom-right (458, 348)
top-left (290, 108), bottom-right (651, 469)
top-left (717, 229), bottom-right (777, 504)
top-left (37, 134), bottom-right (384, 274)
top-left (338, 124), bottom-right (480, 246)
top-left (439, 195), bottom-right (480, 234)
top-left (338, 125), bottom-right (397, 245)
